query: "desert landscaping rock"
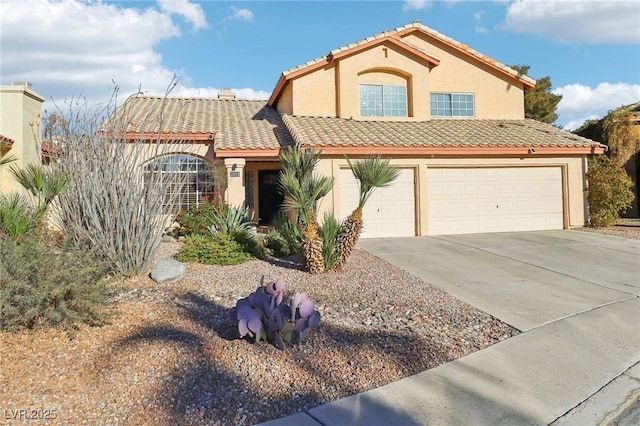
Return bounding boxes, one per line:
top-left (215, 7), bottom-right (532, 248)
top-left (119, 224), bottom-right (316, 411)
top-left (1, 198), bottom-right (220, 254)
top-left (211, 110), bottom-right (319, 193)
top-left (150, 258), bottom-right (185, 284)
top-left (2, 226), bottom-right (637, 425)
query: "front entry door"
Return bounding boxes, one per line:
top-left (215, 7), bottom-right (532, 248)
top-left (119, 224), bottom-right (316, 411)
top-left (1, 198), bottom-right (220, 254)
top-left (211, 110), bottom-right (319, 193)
top-left (258, 170), bottom-right (283, 225)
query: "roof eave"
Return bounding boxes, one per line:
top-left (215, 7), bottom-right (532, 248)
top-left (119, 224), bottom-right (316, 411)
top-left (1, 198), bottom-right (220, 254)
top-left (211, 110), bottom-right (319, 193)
top-left (295, 145), bottom-right (607, 156)
top-left (395, 26), bottom-right (536, 89)
top-left (267, 35), bottom-right (441, 108)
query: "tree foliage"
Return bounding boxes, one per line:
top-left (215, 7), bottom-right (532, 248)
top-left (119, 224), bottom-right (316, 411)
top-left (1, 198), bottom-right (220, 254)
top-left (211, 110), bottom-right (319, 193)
top-left (575, 104), bottom-right (640, 167)
top-left (587, 155), bottom-right (634, 227)
top-left (511, 65), bottom-right (562, 124)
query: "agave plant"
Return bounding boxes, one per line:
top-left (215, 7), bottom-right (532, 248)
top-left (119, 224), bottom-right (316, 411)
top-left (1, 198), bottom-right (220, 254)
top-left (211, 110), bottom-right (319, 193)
top-left (334, 156), bottom-right (399, 269)
top-left (206, 204), bottom-right (255, 237)
top-left (235, 277), bottom-right (321, 350)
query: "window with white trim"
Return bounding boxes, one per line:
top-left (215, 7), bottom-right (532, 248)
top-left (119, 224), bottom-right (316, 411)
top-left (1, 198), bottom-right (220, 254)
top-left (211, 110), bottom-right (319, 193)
top-left (144, 154), bottom-right (217, 213)
top-left (360, 84), bottom-right (407, 117)
top-left (430, 93), bottom-right (475, 117)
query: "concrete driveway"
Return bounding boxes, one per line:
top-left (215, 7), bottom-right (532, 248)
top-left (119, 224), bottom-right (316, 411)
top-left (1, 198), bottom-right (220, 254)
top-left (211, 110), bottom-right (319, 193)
top-left (262, 230), bottom-right (640, 426)
top-left (357, 230), bottom-right (639, 331)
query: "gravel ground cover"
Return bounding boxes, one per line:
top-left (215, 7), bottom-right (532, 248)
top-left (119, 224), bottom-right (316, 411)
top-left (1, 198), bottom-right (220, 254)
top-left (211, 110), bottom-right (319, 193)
top-left (1, 226), bottom-right (636, 425)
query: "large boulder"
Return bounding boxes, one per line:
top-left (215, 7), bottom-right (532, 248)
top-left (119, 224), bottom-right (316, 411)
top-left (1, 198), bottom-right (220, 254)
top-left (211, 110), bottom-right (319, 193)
top-left (150, 259), bottom-right (185, 284)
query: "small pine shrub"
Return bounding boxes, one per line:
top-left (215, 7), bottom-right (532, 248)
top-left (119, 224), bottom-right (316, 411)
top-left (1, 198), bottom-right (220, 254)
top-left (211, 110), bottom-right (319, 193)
top-left (0, 233), bottom-right (114, 333)
top-left (587, 156), bottom-right (634, 227)
top-left (264, 230), bottom-right (292, 257)
top-left (177, 234), bottom-right (253, 265)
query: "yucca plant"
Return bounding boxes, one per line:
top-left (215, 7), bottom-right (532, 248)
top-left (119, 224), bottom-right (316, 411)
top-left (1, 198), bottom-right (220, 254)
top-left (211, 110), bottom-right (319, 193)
top-left (9, 163), bottom-right (69, 223)
top-left (334, 156), bottom-right (399, 269)
top-left (319, 211), bottom-right (341, 271)
top-left (279, 147), bottom-right (333, 274)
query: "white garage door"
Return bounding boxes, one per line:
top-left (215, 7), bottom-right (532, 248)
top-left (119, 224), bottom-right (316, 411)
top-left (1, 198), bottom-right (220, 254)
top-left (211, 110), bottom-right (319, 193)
top-left (427, 167), bottom-right (564, 235)
top-left (340, 168), bottom-right (415, 238)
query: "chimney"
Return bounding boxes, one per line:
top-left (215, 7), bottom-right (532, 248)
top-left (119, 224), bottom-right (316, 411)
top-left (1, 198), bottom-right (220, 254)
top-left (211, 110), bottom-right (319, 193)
top-left (217, 88), bottom-right (236, 100)
top-left (11, 81), bottom-right (33, 89)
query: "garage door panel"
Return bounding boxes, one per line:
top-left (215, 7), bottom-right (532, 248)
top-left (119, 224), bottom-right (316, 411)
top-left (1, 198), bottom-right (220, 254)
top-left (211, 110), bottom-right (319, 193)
top-left (428, 167), bottom-right (564, 235)
top-left (341, 168), bottom-right (415, 238)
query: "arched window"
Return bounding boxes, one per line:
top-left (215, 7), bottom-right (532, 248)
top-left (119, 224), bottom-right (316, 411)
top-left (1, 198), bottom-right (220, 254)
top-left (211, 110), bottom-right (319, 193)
top-left (144, 154), bottom-right (217, 212)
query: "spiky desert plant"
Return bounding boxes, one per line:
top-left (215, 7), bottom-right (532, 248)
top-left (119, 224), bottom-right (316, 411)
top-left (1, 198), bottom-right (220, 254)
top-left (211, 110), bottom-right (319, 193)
top-left (49, 77), bottom-right (191, 276)
top-left (9, 163), bottom-right (69, 223)
top-left (334, 156), bottom-right (399, 269)
top-left (278, 147), bottom-right (333, 274)
top-left (319, 211), bottom-right (341, 271)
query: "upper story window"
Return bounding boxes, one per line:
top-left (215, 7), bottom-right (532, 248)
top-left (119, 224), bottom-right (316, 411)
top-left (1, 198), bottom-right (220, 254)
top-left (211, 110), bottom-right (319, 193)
top-left (144, 154), bottom-right (217, 213)
top-left (430, 93), bottom-right (475, 117)
top-left (360, 84), bottom-right (407, 117)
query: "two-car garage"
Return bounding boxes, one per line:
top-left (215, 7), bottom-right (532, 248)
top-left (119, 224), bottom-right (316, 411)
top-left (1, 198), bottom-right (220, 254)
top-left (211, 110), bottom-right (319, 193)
top-left (340, 166), bottom-right (565, 238)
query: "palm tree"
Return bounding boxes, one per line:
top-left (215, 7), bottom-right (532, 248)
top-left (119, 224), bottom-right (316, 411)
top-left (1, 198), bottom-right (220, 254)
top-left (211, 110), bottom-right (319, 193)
top-left (334, 156), bottom-right (399, 269)
top-left (9, 163), bottom-right (69, 223)
top-left (279, 147), bottom-right (334, 274)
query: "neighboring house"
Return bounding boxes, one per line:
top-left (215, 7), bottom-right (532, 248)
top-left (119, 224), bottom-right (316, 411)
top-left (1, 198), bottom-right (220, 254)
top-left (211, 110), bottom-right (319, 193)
top-left (114, 22), bottom-right (606, 237)
top-left (0, 82), bottom-right (52, 195)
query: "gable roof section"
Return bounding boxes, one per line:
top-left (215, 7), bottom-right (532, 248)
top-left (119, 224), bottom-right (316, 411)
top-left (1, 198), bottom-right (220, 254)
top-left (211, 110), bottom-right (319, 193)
top-left (281, 115), bottom-right (607, 156)
top-left (268, 22), bottom-right (536, 106)
top-left (108, 96), bottom-right (294, 157)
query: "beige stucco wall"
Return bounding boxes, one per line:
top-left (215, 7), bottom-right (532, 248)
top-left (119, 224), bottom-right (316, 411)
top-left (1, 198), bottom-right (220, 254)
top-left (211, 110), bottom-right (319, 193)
top-left (0, 84), bottom-right (45, 195)
top-left (314, 155), bottom-right (588, 235)
top-left (278, 35), bottom-right (525, 120)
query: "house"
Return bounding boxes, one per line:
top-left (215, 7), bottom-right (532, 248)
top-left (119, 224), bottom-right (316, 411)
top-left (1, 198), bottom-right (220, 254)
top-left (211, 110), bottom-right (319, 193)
top-left (0, 82), bottom-right (53, 195)
top-left (113, 22), bottom-right (606, 237)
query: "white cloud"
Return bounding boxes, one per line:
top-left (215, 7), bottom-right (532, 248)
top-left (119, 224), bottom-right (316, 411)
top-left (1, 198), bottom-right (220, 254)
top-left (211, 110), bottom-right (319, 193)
top-left (228, 6), bottom-right (254, 23)
top-left (554, 82), bottom-right (640, 130)
top-left (503, 0), bottom-right (640, 44)
top-left (174, 86), bottom-right (270, 100)
top-left (0, 0), bottom-right (267, 117)
top-left (157, 0), bottom-right (208, 30)
top-left (402, 1), bottom-right (432, 12)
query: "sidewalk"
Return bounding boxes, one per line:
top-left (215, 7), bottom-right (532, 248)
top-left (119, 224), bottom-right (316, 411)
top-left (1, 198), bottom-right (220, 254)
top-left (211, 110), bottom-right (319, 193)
top-left (259, 298), bottom-right (639, 425)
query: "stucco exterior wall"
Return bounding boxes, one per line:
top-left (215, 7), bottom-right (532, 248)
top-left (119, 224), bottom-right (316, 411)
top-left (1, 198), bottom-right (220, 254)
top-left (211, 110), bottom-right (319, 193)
top-left (402, 33), bottom-right (525, 119)
top-left (290, 65), bottom-right (337, 117)
top-left (0, 85), bottom-right (45, 195)
top-left (278, 35), bottom-right (526, 120)
top-left (314, 155), bottom-right (588, 236)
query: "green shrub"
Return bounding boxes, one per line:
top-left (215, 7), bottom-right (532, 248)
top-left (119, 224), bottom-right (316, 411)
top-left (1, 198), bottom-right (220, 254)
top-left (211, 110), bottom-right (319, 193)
top-left (230, 229), bottom-right (267, 259)
top-left (0, 194), bottom-right (35, 238)
top-left (177, 234), bottom-right (253, 265)
top-left (264, 230), bottom-right (292, 257)
top-left (0, 233), bottom-right (114, 333)
top-left (272, 212), bottom-right (301, 255)
top-left (587, 156), bottom-right (634, 227)
top-left (170, 200), bottom-right (220, 237)
top-left (319, 212), bottom-right (341, 270)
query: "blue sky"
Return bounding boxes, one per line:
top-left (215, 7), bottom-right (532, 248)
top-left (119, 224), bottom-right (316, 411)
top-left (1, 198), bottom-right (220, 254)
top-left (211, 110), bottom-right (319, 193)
top-left (1, 0), bottom-right (639, 130)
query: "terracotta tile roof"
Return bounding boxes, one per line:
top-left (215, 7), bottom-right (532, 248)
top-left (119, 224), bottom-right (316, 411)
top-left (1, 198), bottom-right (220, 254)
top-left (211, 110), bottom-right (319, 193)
top-left (282, 115), bottom-right (606, 152)
top-left (0, 134), bottom-right (15, 148)
top-left (41, 140), bottom-right (63, 158)
top-left (109, 96), bottom-right (294, 151)
top-left (269, 21), bottom-right (536, 106)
